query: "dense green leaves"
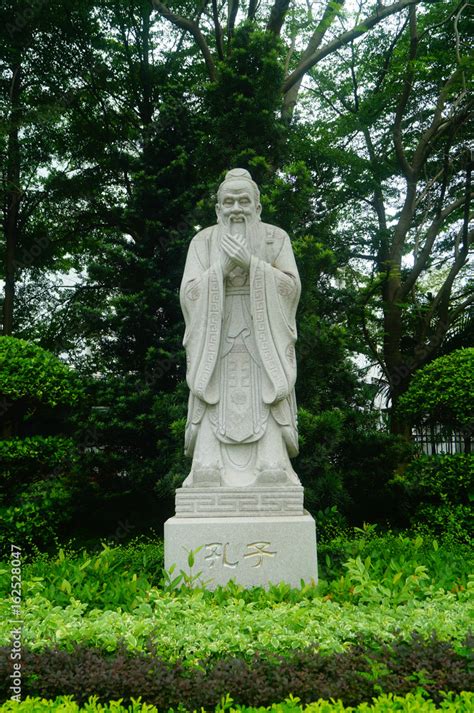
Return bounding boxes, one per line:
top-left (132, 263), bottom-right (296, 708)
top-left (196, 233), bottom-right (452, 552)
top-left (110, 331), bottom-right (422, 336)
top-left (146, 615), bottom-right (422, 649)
top-left (398, 349), bottom-right (474, 432)
top-left (0, 338), bottom-right (82, 549)
top-left (1, 692), bottom-right (474, 712)
top-left (392, 453), bottom-right (474, 544)
top-left (0, 337), bottom-right (80, 407)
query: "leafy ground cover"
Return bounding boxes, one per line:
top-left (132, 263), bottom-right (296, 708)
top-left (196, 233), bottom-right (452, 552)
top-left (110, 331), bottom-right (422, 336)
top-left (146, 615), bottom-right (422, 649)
top-left (0, 534), bottom-right (472, 663)
top-left (0, 586), bottom-right (472, 661)
top-left (1, 692), bottom-right (474, 712)
top-left (1, 530), bottom-right (471, 610)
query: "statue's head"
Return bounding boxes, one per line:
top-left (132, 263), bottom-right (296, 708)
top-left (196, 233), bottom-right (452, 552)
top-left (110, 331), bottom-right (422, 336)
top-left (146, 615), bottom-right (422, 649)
top-left (216, 168), bottom-right (262, 225)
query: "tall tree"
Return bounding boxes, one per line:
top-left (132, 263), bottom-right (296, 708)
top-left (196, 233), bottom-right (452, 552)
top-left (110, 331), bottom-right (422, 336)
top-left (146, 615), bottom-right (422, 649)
top-left (0, 0), bottom-right (99, 336)
top-left (304, 0), bottom-right (473, 432)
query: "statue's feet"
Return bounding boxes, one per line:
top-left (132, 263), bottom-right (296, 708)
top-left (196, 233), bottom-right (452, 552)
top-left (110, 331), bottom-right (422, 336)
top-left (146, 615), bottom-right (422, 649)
top-left (188, 462), bottom-right (222, 487)
top-left (255, 462), bottom-right (292, 486)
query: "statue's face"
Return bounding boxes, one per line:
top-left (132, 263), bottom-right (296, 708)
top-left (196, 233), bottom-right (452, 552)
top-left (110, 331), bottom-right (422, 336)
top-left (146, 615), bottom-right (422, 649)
top-left (216, 179), bottom-right (261, 225)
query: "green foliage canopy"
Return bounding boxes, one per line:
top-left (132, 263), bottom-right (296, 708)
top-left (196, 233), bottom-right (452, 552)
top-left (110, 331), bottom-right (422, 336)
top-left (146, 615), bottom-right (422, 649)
top-left (398, 348), bottom-right (474, 432)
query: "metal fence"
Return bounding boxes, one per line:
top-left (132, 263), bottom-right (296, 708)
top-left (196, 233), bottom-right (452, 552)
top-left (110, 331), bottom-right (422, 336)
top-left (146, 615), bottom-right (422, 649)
top-left (412, 425), bottom-right (470, 455)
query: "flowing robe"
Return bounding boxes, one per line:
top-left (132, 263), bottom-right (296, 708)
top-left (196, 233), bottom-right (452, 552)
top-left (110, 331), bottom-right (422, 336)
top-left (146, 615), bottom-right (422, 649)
top-left (180, 221), bottom-right (301, 486)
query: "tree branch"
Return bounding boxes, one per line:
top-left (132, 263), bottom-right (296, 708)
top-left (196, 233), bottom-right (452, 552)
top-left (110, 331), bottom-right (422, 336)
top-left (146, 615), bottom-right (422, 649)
top-left (373, 15), bottom-right (409, 95)
top-left (227, 0), bottom-right (239, 39)
top-left (411, 71), bottom-right (469, 175)
top-left (362, 127), bottom-right (390, 266)
top-left (282, 0), bottom-right (345, 120)
top-left (359, 280), bottom-right (391, 384)
top-left (152, 1), bottom-right (217, 81)
top-left (211, 0), bottom-right (224, 59)
top-left (424, 224), bottom-right (473, 331)
top-left (248, 0), bottom-right (259, 20)
top-left (463, 149), bottom-right (473, 251)
top-left (449, 291), bottom-right (474, 326)
top-left (400, 197), bottom-right (468, 299)
top-left (282, 0), bottom-right (431, 95)
top-left (393, 4), bottom-right (417, 180)
top-left (421, 275), bottom-right (474, 366)
top-left (267, 0), bottom-right (290, 35)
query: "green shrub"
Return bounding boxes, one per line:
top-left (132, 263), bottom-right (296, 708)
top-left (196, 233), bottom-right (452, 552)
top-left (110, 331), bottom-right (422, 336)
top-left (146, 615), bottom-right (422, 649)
top-left (0, 338), bottom-right (83, 551)
top-left (0, 579), bottom-right (472, 659)
top-left (394, 454), bottom-right (473, 504)
top-left (104, 537), bottom-right (164, 585)
top-left (0, 337), bottom-right (81, 409)
top-left (398, 348), bottom-right (474, 436)
top-left (0, 436), bottom-right (77, 485)
top-left (0, 436), bottom-right (79, 552)
top-left (315, 506), bottom-right (351, 544)
top-left (392, 454), bottom-right (474, 543)
top-left (338, 431), bottom-right (414, 526)
top-left (0, 544), bottom-right (155, 610)
top-left (0, 478), bottom-right (79, 553)
top-left (296, 407), bottom-right (349, 516)
top-left (1, 533), bottom-right (471, 611)
top-left (318, 529), bottom-right (472, 596)
top-left (413, 504), bottom-right (473, 546)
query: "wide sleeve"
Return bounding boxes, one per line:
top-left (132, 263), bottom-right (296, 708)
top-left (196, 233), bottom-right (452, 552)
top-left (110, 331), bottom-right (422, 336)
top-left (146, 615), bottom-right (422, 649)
top-left (180, 236), bottom-right (224, 404)
top-left (249, 233), bottom-right (300, 405)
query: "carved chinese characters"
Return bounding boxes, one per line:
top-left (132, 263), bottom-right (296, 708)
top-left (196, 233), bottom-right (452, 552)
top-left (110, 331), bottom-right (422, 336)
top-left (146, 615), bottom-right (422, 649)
top-left (204, 541), bottom-right (277, 569)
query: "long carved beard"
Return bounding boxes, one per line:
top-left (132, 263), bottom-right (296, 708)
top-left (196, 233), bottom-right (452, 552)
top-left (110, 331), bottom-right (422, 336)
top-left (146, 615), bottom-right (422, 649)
top-left (221, 214), bottom-right (260, 252)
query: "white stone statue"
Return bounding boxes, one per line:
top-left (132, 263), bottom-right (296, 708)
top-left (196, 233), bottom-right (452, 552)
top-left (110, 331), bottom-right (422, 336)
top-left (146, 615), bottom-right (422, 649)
top-left (180, 168), bottom-right (301, 489)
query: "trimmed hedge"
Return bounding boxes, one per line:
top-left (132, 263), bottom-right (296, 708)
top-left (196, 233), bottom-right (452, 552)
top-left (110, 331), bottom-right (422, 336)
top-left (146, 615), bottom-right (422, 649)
top-left (1, 692), bottom-right (474, 712)
top-left (0, 337), bottom-right (80, 408)
top-left (398, 348), bottom-right (474, 433)
top-left (0, 635), bottom-right (472, 709)
top-left (394, 454), bottom-right (473, 505)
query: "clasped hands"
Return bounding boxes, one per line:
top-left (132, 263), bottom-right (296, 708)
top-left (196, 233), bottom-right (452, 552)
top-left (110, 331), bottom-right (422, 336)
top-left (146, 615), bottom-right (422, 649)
top-left (221, 232), bottom-right (251, 276)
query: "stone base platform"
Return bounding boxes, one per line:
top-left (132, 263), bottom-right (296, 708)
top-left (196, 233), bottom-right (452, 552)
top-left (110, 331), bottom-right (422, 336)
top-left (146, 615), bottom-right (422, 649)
top-left (175, 485), bottom-right (304, 517)
top-left (164, 512), bottom-right (317, 589)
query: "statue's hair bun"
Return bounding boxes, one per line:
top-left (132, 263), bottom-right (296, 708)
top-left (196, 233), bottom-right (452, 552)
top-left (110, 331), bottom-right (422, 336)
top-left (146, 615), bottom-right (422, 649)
top-left (225, 168), bottom-right (253, 180)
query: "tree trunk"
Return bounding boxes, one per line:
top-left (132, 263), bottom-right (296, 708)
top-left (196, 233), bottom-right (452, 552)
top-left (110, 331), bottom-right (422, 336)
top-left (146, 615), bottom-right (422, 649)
top-left (382, 273), bottom-right (413, 438)
top-left (390, 382), bottom-right (412, 439)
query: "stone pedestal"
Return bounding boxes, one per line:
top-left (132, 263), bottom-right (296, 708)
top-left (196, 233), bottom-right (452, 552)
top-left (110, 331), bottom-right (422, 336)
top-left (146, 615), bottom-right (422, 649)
top-left (164, 499), bottom-right (317, 589)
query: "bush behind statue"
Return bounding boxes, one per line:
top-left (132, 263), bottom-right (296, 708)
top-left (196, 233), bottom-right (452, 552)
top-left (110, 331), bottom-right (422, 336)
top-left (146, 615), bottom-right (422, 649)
top-left (392, 453), bottom-right (473, 544)
top-left (0, 337), bottom-right (82, 551)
